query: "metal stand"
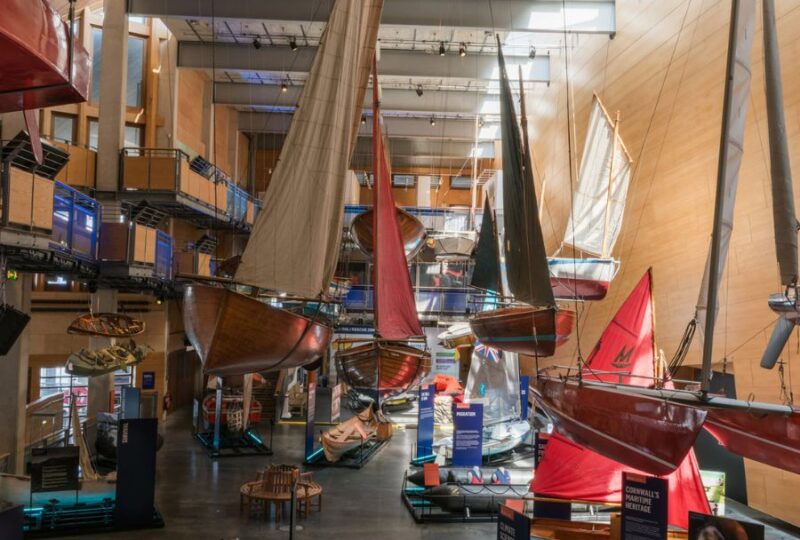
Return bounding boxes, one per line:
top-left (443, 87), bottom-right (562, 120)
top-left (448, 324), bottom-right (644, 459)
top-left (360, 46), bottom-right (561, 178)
top-left (278, 479), bottom-right (303, 535)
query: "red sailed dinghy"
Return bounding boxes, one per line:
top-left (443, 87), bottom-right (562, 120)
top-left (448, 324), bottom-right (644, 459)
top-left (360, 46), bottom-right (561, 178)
top-left (533, 270), bottom-right (706, 476)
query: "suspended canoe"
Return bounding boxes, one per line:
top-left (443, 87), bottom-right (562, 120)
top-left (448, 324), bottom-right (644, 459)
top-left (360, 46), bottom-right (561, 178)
top-left (350, 207), bottom-right (427, 260)
top-left (65, 341), bottom-right (149, 377)
top-left (548, 257), bottom-right (618, 301)
top-left (67, 313), bottom-right (145, 338)
top-left (532, 377), bottom-right (706, 476)
top-left (183, 285), bottom-right (332, 377)
top-left (0, 0), bottom-right (90, 113)
top-left (429, 232), bottom-right (476, 261)
top-left (335, 340), bottom-right (430, 401)
top-left (437, 322), bottom-right (475, 349)
top-left (470, 306), bottom-right (575, 357)
top-left (182, 0), bottom-right (382, 376)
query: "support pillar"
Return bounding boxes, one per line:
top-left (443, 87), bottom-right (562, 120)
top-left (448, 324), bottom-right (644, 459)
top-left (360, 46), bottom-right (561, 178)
top-left (86, 289), bottom-right (118, 422)
top-left (0, 275), bottom-right (32, 474)
top-left (95, 0), bottom-right (129, 192)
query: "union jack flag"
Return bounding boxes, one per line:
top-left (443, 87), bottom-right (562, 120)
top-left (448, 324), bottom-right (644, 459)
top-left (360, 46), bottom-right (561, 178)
top-left (474, 340), bottom-right (501, 363)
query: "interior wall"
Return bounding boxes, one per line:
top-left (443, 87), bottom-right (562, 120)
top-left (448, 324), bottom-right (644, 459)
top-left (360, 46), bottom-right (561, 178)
top-left (526, 0), bottom-right (800, 523)
top-left (177, 68), bottom-right (208, 157)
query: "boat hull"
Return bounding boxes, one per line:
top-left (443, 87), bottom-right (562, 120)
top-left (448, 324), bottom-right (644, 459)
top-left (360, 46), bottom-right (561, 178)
top-left (437, 322), bottom-right (475, 349)
top-left (703, 407), bottom-right (800, 475)
top-left (351, 207), bottom-right (427, 260)
top-left (202, 394), bottom-right (263, 425)
top-left (335, 341), bottom-right (431, 401)
top-left (532, 377), bottom-right (706, 475)
top-left (548, 257), bottom-right (618, 301)
top-left (469, 306), bottom-right (575, 357)
top-left (183, 285), bottom-right (332, 377)
top-left (432, 234), bottom-right (475, 261)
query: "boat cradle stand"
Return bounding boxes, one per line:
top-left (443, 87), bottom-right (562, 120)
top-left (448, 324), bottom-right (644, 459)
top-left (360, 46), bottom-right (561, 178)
top-left (22, 499), bottom-right (164, 538)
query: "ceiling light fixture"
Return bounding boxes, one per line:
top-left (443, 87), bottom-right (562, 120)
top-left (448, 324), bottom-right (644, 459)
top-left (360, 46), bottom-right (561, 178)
top-left (281, 81), bottom-right (288, 93)
top-left (529, 46), bottom-right (537, 59)
top-left (459, 43), bottom-right (466, 57)
top-left (252, 37), bottom-right (262, 50)
top-left (289, 37), bottom-right (298, 51)
top-left (416, 84), bottom-right (424, 97)
top-left (361, 114), bottom-right (367, 125)
top-left (439, 42), bottom-right (446, 56)
top-left (430, 116), bottom-right (436, 126)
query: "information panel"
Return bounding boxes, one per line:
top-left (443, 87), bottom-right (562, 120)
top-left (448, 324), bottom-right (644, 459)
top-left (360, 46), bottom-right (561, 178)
top-left (305, 377), bottom-right (317, 459)
top-left (519, 375), bottom-right (529, 420)
top-left (497, 504), bottom-right (530, 540)
top-left (30, 446), bottom-right (79, 493)
top-left (452, 403), bottom-right (483, 467)
top-left (417, 384), bottom-right (435, 458)
top-left (115, 418), bottom-right (158, 528)
top-left (621, 473), bottom-right (668, 540)
top-left (330, 383), bottom-right (342, 424)
top-left (533, 432), bottom-right (550, 469)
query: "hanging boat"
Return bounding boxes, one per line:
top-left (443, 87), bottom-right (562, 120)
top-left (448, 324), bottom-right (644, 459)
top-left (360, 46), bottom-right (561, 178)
top-left (333, 57), bottom-right (431, 403)
top-left (67, 313), bottom-right (145, 338)
top-left (328, 276), bottom-right (352, 300)
top-left (65, 340), bottom-right (149, 377)
top-left (548, 95), bottom-right (632, 301)
top-left (467, 39), bottom-right (574, 358)
top-left (182, 0), bottom-right (383, 377)
top-left (350, 207), bottom-right (426, 260)
top-left (429, 232), bottom-right (476, 261)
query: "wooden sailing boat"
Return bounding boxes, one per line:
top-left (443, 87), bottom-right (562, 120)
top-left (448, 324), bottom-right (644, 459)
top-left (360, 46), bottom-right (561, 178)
top-left (469, 38), bottom-right (575, 358)
top-left (334, 58), bottom-right (431, 403)
top-left (548, 95), bottom-right (633, 301)
top-left (67, 313), bottom-right (145, 337)
top-left (65, 340), bottom-right (149, 377)
top-left (183, 0), bottom-right (383, 377)
top-left (350, 207), bottom-right (427, 261)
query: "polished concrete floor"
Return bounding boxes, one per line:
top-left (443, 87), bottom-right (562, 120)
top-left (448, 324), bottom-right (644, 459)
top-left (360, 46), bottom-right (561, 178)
top-left (53, 409), bottom-right (800, 540)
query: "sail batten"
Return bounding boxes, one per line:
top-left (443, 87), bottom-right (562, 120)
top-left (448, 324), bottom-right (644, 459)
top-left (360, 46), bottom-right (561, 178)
top-left (235, 0), bottom-right (382, 297)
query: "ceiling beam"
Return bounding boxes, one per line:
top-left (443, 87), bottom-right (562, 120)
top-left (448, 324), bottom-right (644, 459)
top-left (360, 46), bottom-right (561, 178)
top-left (128, 0), bottom-right (615, 35)
top-left (178, 42), bottom-right (551, 83)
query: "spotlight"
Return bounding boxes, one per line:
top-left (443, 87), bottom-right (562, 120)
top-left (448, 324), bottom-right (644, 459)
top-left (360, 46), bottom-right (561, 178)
top-left (416, 84), bottom-right (424, 97)
top-left (252, 37), bottom-right (262, 50)
top-left (361, 114), bottom-right (367, 125)
top-left (439, 42), bottom-right (446, 56)
top-left (459, 42), bottom-right (466, 57)
top-left (529, 46), bottom-right (537, 59)
top-left (289, 37), bottom-right (298, 51)
top-left (430, 116), bottom-right (436, 126)
top-left (281, 81), bottom-right (288, 93)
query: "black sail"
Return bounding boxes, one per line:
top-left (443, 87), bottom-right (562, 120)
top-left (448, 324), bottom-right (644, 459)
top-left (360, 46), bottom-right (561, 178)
top-left (470, 196), bottom-right (502, 293)
top-left (496, 38), bottom-right (554, 307)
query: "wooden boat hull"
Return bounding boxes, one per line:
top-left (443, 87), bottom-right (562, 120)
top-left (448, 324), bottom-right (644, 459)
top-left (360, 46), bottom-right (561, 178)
top-left (65, 343), bottom-right (146, 377)
top-left (183, 284), bottom-right (332, 377)
top-left (0, 0), bottom-right (91, 112)
top-left (532, 377), bottom-right (706, 476)
top-left (431, 234), bottom-right (475, 261)
top-left (469, 306), bottom-right (575, 357)
top-left (321, 407), bottom-right (378, 462)
top-left (335, 341), bottom-right (431, 401)
top-left (350, 207), bottom-right (426, 260)
top-left (67, 313), bottom-right (145, 337)
top-left (437, 322), bottom-right (474, 349)
top-left (703, 406), bottom-right (800, 475)
top-left (548, 257), bottom-right (618, 301)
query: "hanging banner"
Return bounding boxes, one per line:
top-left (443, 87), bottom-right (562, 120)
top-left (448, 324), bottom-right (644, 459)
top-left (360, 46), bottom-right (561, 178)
top-left (305, 377), bottom-right (317, 459)
top-left (417, 383), bottom-right (435, 458)
top-left (621, 473), bottom-right (668, 540)
top-left (533, 431), bottom-right (550, 469)
top-left (688, 512), bottom-right (764, 540)
top-left (497, 504), bottom-right (531, 540)
top-left (519, 375), bottom-right (529, 420)
top-left (452, 402), bottom-right (483, 467)
top-left (330, 383), bottom-right (342, 423)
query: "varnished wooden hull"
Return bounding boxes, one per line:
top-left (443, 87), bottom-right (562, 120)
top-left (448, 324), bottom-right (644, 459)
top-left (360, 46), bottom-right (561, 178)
top-left (469, 306), bottom-right (575, 357)
top-left (183, 285), bottom-right (332, 377)
top-left (67, 313), bottom-right (145, 337)
top-left (335, 341), bottom-right (431, 400)
top-left (350, 208), bottom-right (426, 260)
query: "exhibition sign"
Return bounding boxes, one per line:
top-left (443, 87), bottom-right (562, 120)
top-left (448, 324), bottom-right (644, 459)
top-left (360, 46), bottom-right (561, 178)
top-left (621, 473), bottom-right (668, 540)
top-left (417, 383), bottom-right (435, 458)
top-left (519, 375), bottom-right (529, 420)
top-left (533, 432), bottom-right (550, 469)
top-left (331, 383), bottom-right (342, 423)
top-left (30, 446), bottom-right (79, 493)
top-left (497, 504), bottom-right (530, 540)
top-left (452, 402), bottom-right (483, 467)
top-left (305, 377), bottom-right (317, 459)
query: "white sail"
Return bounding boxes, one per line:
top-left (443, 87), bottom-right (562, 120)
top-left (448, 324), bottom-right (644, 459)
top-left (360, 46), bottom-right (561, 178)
top-left (563, 96), bottom-right (633, 257)
top-left (464, 347), bottom-right (520, 424)
top-left (235, 0), bottom-right (383, 297)
top-left (694, 0), bottom-right (755, 339)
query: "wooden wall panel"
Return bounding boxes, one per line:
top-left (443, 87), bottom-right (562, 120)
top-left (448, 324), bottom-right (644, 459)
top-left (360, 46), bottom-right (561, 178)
top-left (177, 69), bottom-right (208, 157)
top-left (527, 0), bottom-right (800, 523)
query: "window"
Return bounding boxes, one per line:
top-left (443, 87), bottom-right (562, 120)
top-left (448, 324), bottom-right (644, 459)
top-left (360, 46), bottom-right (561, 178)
top-left (430, 176), bottom-right (442, 188)
top-left (87, 119), bottom-right (99, 149)
top-left (355, 171), bottom-right (373, 187)
top-left (127, 36), bottom-right (146, 108)
top-left (51, 113), bottom-right (77, 144)
top-left (449, 175), bottom-right (472, 189)
top-left (91, 28), bottom-right (103, 103)
top-left (39, 367), bottom-right (133, 424)
top-left (125, 123), bottom-right (144, 148)
top-left (392, 174), bottom-right (415, 188)
top-left (128, 16), bottom-right (147, 24)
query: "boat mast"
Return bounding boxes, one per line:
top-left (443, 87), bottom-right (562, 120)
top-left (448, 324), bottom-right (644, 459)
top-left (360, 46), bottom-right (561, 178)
top-left (600, 111), bottom-right (620, 259)
top-left (701, 0), bottom-right (745, 393)
top-left (471, 115), bottom-right (480, 229)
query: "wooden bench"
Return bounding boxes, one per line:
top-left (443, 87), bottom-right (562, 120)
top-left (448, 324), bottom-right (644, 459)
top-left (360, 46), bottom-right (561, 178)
top-left (239, 464), bottom-right (323, 521)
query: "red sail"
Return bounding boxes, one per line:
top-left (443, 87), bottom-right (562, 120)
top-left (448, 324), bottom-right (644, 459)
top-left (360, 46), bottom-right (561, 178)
top-left (532, 433), bottom-right (710, 529)
top-left (372, 58), bottom-right (422, 340)
top-left (583, 269), bottom-right (655, 385)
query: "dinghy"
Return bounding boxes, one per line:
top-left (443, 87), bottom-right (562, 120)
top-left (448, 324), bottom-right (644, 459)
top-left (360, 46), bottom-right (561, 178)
top-left (183, 0), bottom-right (383, 376)
top-left (65, 340), bottom-right (149, 377)
top-left (335, 340), bottom-right (430, 402)
top-left (67, 313), bottom-right (145, 337)
top-left (430, 232), bottom-right (476, 261)
top-left (351, 207), bottom-right (426, 261)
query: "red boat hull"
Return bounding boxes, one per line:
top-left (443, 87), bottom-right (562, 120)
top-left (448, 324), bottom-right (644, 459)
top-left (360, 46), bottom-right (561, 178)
top-left (704, 407), bottom-right (800, 475)
top-left (533, 377), bottom-right (707, 475)
top-left (335, 340), bottom-right (431, 401)
top-left (0, 0), bottom-right (91, 112)
top-left (550, 277), bottom-right (610, 301)
top-left (469, 306), bottom-right (574, 357)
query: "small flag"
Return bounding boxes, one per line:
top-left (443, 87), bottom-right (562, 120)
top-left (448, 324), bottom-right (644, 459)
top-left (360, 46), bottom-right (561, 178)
top-left (474, 340), bottom-right (501, 363)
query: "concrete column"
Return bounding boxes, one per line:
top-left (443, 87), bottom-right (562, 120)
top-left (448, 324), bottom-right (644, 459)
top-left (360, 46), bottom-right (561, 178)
top-left (86, 289), bottom-right (118, 421)
top-left (0, 275), bottom-right (32, 474)
top-left (417, 176), bottom-right (432, 207)
top-left (95, 0), bottom-right (129, 192)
